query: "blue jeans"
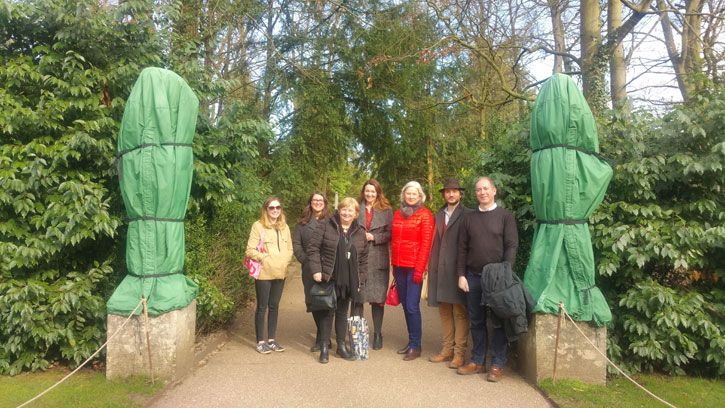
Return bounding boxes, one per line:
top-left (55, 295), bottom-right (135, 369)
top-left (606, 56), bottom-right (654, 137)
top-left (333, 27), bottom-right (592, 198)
top-left (393, 266), bottom-right (423, 350)
top-left (465, 271), bottom-right (507, 367)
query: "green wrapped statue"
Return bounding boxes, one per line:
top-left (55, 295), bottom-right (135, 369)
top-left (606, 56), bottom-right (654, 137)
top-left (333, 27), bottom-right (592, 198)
top-left (524, 74), bottom-right (612, 326)
top-left (107, 67), bottom-right (199, 316)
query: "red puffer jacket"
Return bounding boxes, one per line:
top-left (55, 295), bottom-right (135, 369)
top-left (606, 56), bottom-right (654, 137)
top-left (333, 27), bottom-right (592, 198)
top-left (391, 206), bottom-right (434, 282)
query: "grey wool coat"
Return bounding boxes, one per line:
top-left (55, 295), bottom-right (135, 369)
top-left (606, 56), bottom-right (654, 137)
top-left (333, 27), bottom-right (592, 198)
top-left (357, 205), bottom-right (393, 304)
top-left (293, 217), bottom-right (322, 312)
top-left (428, 204), bottom-right (472, 306)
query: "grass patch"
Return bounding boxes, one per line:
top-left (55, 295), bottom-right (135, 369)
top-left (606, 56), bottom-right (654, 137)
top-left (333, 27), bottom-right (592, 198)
top-left (0, 366), bottom-right (163, 408)
top-left (540, 374), bottom-right (725, 408)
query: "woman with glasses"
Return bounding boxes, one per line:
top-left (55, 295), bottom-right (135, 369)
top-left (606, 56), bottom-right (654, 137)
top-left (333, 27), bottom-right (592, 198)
top-left (246, 196), bottom-right (294, 354)
top-left (292, 190), bottom-right (332, 352)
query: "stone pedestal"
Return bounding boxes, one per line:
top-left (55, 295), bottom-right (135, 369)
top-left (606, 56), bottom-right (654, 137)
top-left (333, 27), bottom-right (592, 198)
top-left (517, 312), bottom-right (607, 385)
top-left (106, 300), bottom-right (196, 381)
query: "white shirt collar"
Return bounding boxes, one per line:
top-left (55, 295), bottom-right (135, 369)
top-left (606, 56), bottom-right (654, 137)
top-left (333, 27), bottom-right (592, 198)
top-left (478, 203), bottom-right (497, 212)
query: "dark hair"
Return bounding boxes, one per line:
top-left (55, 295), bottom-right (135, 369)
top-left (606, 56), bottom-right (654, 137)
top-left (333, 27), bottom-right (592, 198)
top-left (298, 190), bottom-right (332, 224)
top-left (357, 178), bottom-right (392, 210)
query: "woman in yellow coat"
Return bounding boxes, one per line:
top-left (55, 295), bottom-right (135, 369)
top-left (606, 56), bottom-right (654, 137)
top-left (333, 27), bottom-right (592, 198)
top-left (246, 196), bottom-right (294, 354)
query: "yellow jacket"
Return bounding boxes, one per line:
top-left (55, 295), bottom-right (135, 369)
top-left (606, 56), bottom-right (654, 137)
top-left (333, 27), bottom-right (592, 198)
top-left (245, 220), bottom-right (294, 280)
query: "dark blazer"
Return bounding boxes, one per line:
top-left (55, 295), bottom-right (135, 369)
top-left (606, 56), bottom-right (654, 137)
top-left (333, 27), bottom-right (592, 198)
top-left (357, 205), bottom-right (393, 304)
top-left (293, 217), bottom-right (322, 310)
top-left (428, 204), bottom-right (472, 306)
top-left (308, 214), bottom-right (369, 301)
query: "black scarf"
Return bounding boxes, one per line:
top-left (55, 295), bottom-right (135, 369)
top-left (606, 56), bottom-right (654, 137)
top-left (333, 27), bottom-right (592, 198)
top-left (401, 200), bottom-right (423, 218)
top-left (332, 215), bottom-right (359, 300)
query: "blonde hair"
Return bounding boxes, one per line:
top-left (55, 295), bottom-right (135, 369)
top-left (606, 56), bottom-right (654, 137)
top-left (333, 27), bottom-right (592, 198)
top-left (400, 181), bottom-right (426, 204)
top-left (259, 196), bottom-right (287, 230)
top-left (339, 197), bottom-right (360, 214)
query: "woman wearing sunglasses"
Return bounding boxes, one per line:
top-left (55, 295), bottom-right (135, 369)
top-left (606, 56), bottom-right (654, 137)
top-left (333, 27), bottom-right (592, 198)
top-left (246, 196), bottom-right (294, 354)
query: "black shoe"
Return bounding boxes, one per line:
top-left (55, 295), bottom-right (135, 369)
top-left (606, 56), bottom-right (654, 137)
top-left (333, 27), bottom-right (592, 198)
top-left (336, 341), bottom-right (356, 361)
top-left (319, 343), bottom-right (329, 364)
top-left (373, 333), bottom-right (383, 350)
top-left (312, 339), bottom-right (331, 352)
top-left (397, 344), bottom-right (411, 354)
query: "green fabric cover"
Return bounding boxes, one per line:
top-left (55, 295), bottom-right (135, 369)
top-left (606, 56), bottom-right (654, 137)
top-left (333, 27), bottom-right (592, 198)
top-left (523, 74), bottom-right (612, 326)
top-left (106, 67), bottom-right (199, 316)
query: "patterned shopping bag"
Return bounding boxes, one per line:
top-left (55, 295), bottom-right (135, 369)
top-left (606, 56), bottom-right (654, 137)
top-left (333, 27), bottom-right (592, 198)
top-left (347, 315), bottom-right (369, 360)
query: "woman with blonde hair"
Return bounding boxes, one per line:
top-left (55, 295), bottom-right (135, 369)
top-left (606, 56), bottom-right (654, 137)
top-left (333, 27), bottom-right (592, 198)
top-left (246, 196), bottom-right (294, 354)
top-left (308, 197), bottom-right (369, 363)
top-left (391, 181), bottom-right (434, 361)
top-left (354, 179), bottom-right (393, 350)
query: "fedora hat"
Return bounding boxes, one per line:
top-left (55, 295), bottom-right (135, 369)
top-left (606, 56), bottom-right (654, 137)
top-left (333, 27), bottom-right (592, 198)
top-left (439, 178), bottom-right (464, 192)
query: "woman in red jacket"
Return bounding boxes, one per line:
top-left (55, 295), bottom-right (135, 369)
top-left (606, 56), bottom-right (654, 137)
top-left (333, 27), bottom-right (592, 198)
top-left (391, 181), bottom-right (434, 361)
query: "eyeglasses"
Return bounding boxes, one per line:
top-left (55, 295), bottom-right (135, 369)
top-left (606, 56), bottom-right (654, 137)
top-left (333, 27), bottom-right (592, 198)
top-left (268, 205), bottom-right (282, 211)
top-left (311, 199), bottom-right (324, 203)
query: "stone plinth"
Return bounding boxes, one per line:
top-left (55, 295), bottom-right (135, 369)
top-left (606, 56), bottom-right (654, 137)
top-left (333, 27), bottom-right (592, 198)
top-left (106, 300), bottom-right (196, 381)
top-left (517, 312), bottom-right (607, 385)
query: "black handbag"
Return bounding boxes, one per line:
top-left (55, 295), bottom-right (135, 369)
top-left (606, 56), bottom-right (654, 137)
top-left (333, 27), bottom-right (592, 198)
top-left (309, 280), bottom-right (337, 310)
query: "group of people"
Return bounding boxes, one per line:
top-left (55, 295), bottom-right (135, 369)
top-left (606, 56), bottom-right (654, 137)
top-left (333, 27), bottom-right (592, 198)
top-left (244, 176), bottom-right (518, 382)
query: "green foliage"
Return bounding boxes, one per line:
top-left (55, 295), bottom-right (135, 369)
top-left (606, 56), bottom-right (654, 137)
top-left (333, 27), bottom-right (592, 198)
top-left (0, 0), bottom-right (160, 375)
top-left (0, 0), bottom-right (269, 374)
top-left (596, 85), bottom-right (725, 376)
top-left (185, 202), bottom-right (258, 333)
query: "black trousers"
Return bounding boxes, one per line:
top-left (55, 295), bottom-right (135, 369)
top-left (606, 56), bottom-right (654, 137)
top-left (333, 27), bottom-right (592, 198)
top-left (254, 279), bottom-right (285, 342)
top-left (319, 296), bottom-right (351, 344)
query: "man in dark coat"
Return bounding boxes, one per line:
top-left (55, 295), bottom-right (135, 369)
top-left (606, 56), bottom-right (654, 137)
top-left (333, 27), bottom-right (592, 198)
top-left (456, 176), bottom-right (518, 383)
top-left (427, 178), bottom-right (472, 369)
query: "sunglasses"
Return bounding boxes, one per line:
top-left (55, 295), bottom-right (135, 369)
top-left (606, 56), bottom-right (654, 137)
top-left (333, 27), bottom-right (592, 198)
top-left (267, 205), bottom-right (282, 210)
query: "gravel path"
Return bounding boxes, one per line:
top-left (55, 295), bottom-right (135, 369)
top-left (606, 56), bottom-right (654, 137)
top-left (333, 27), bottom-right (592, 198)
top-left (148, 263), bottom-right (552, 408)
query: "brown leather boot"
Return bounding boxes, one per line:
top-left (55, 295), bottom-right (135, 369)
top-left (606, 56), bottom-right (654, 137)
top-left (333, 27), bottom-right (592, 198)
top-left (487, 365), bottom-right (503, 382)
top-left (456, 361), bottom-right (485, 375)
top-left (429, 350), bottom-right (454, 363)
top-left (448, 353), bottom-right (465, 369)
top-left (403, 348), bottom-right (421, 361)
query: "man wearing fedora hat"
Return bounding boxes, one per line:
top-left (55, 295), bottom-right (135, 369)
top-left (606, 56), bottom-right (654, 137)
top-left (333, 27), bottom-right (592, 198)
top-left (426, 178), bottom-right (472, 369)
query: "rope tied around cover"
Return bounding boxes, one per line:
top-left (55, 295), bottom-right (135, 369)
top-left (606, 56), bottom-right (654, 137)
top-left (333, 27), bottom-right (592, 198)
top-left (113, 142), bottom-right (193, 181)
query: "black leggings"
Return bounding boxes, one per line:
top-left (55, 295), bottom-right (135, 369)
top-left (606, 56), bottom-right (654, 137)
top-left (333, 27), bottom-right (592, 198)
top-left (319, 296), bottom-right (351, 344)
top-left (254, 279), bottom-right (285, 342)
top-left (352, 302), bottom-right (385, 334)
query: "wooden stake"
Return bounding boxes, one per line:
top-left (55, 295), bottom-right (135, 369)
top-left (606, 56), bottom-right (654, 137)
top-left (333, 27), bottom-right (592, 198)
top-left (553, 301), bottom-right (564, 385)
top-left (142, 297), bottom-right (154, 384)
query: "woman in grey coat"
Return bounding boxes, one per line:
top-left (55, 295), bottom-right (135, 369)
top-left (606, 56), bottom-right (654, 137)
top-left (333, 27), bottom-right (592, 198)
top-left (354, 179), bottom-right (393, 350)
top-left (293, 190), bottom-right (332, 352)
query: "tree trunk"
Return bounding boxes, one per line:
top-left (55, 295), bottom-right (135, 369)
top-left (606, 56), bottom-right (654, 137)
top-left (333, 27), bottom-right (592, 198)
top-left (549, 0), bottom-right (567, 74)
top-left (580, 0), bottom-right (607, 114)
top-left (260, 0), bottom-right (275, 158)
top-left (656, 0), bottom-right (703, 102)
top-left (608, 0), bottom-right (627, 109)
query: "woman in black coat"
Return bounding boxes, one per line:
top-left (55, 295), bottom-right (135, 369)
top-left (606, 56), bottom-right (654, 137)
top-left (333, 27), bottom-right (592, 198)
top-left (292, 190), bottom-right (332, 352)
top-left (308, 197), bottom-right (369, 363)
top-left (354, 179), bottom-right (393, 350)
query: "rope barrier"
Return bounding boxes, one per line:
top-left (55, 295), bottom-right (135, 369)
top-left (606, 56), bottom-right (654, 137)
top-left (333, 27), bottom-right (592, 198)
top-left (16, 299), bottom-right (145, 408)
top-left (557, 302), bottom-right (678, 408)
